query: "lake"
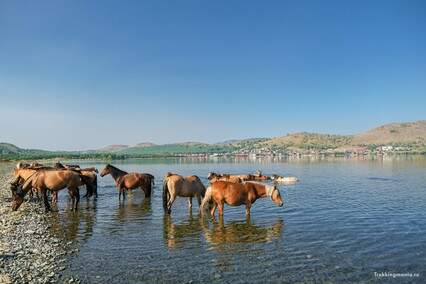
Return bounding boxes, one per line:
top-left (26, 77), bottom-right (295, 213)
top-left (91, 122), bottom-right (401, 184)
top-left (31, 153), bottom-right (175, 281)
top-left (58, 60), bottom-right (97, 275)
top-left (45, 157), bottom-right (426, 283)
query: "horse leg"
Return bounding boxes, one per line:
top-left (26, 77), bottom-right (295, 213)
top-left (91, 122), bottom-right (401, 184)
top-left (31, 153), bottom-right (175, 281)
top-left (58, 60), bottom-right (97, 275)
top-left (218, 201), bottom-right (224, 217)
top-left (68, 189), bottom-right (75, 210)
top-left (143, 183), bottom-right (152, 198)
top-left (118, 188), bottom-right (122, 200)
top-left (35, 189), bottom-right (41, 202)
top-left (167, 194), bottom-right (176, 214)
top-left (196, 194), bottom-right (202, 207)
top-left (83, 186), bottom-right (89, 198)
top-left (74, 188), bottom-right (80, 211)
top-left (245, 202), bottom-right (252, 216)
top-left (42, 189), bottom-right (51, 212)
top-left (210, 202), bottom-right (217, 217)
top-left (188, 197), bottom-right (193, 209)
top-left (52, 191), bottom-right (58, 205)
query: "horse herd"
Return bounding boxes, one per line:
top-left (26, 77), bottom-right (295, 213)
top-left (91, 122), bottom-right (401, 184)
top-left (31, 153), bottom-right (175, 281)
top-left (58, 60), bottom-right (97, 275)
top-left (9, 162), bottom-right (298, 217)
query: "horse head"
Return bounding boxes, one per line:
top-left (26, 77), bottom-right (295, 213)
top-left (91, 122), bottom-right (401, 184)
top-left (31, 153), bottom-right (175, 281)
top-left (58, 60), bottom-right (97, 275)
top-left (54, 162), bottom-right (66, 169)
top-left (10, 184), bottom-right (25, 211)
top-left (16, 162), bottom-right (30, 169)
top-left (207, 172), bottom-right (219, 180)
top-left (269, 185), bottom-right (284, 207)
top-left (265, 184), bottom-right (283, 207)
top-left (100, 164), bottom-right (112, 177)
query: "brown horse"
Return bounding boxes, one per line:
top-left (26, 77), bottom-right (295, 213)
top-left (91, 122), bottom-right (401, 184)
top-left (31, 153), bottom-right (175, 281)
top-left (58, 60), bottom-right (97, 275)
top-left (252, 170), bottom-right (271, 181)
top-left (208, 171), bottom-right (270, 183)
top-left (54, 162), bottom-right (98, 199)
top-left (100, 164), bottom-right (154, 199)
top-left (207, 172), bottom-right (243, 183)
top-left (11, 165), bottom-right (41, 199)
top-left (163, 172), bottom-right (206, 214)
top-left (201, 181), bottom-right (283, 217)
top-left (11, 168), bottom-right (85, 212)
top-left (12, 163), bottom-right (95, 208)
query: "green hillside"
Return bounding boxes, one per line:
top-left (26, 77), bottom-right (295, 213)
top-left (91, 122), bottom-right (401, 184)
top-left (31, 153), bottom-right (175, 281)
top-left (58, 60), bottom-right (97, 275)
top-left (1, 120), bottom-right (425, 160)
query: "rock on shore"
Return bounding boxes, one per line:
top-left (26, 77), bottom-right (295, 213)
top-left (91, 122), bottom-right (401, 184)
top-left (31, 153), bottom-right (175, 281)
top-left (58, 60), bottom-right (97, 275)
top-left (0, 169), bottom-right (78, 283)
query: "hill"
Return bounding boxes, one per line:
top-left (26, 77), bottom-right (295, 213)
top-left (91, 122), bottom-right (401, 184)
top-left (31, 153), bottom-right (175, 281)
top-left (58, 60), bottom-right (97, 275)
top-left (98, 144), bottom-right (129, 152)
top-left (351, 120), bottom-right (426, 146)
top-left (1, 120), bottom-right (425, 160)
top-left (0, 142), bottom-right (23, 154)
top-left (117, 142), bottom-right (228, 156)
top-left (260, 133), bottom-right (353, 150)
top-left (135, 142), bottom-right (157, 147)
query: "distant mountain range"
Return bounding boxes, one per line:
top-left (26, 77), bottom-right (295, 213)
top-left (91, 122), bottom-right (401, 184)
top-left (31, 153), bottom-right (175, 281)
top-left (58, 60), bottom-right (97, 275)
top-left (1, 120), bottom-right (425, 160)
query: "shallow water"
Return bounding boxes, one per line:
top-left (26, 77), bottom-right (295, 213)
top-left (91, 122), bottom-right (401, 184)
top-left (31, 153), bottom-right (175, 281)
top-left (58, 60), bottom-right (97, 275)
top-left (22, 157), bottom-right (426, 282)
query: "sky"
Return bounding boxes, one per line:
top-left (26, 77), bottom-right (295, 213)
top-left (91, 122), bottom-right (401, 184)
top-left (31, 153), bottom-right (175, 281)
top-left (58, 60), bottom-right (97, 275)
top-left (0, 0), bottom-right (425, 151)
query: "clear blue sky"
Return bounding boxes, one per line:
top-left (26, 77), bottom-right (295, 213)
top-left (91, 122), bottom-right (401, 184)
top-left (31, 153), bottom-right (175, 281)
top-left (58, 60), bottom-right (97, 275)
top-left (0, 0), bottom-right (425, 150)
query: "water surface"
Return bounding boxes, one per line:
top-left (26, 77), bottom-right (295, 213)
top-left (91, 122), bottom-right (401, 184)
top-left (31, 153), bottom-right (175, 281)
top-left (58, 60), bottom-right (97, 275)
top-left (36, 157), bottom-right (426, 282)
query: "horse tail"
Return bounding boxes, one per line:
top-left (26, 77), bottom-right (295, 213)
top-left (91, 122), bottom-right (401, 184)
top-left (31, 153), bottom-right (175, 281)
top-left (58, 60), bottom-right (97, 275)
top-left (148, 174), bottom-right (155, 186)
top-left (162, 177), bottom-right (169, 211)
top-left (200, 186), bottom-right (212, 213)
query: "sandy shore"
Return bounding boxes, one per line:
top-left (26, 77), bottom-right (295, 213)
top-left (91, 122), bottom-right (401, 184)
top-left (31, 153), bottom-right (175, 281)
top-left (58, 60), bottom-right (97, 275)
top-left (0, 165), bottom-right (79, 283)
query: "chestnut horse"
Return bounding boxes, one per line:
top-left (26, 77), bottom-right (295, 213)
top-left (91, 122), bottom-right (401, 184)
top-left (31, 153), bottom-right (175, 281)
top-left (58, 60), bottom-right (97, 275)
top-left (100, 164), bottom-right (154, 199)
top-left (201, 181), bottom-right (283, 217)
top-left (11, 168), bottom-right (85, 212)
top-left (162, 172), bottom-right (206, 214)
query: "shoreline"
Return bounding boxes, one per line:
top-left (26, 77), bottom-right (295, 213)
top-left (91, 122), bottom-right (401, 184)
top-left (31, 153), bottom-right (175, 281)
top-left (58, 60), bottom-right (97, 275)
top-left (0, 152), bottom-right (425, 163)
top-left (0, 166), bottom-right (78, 283)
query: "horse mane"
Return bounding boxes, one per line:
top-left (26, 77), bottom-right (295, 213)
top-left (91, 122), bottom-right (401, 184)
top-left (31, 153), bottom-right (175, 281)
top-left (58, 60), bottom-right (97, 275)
top-left (165, 172), bottom-right (178, 178)
top-left (80, 167), bottom-right (98, 173)
top-left (107, 164), bottom-right (128, 175)
top-left (244, 181), bottom-right (275, 196)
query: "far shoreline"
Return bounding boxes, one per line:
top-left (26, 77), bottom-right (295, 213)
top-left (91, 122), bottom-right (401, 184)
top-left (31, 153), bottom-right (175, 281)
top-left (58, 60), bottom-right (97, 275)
top-left (1, 153), bottom-right (425, 164)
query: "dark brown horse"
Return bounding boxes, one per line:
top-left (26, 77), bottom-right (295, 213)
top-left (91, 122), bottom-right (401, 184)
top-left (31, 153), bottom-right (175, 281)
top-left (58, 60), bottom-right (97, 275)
top-left (201, 181), bottom-right (283, 217)
top-left (100, 164), bottom-right (154, 199)
top-left (252, 170), bottom-right (271, 181)
top-left (54, 162), bottom-right (98, 199)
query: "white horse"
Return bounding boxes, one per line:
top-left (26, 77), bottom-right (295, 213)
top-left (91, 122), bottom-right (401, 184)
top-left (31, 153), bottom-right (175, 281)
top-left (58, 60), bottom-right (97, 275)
top-left (271, 175), bottom-right (299, 184)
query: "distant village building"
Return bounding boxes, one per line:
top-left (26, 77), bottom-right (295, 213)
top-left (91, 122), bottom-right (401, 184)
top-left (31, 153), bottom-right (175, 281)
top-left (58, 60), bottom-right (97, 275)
top-left (381, 145), bottom-right (394, 152)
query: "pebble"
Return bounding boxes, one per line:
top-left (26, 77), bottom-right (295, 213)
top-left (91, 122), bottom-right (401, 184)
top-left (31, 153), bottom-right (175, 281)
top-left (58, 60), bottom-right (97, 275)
top-left (0, 169), bottom-right (78, 284)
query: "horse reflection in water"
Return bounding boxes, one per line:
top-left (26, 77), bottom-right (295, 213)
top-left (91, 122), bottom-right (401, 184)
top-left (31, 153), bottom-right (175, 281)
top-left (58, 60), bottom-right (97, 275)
top-left (49, 201), bottom-right (98, 242)
top-left (163, 212), bottom-right (203, 249)
top-left (202, 218), bottom-right (284, 248)
top-left (114, 197), bottom-right (152, 227)
top-left (163, 214), bottom-right (284, 250)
